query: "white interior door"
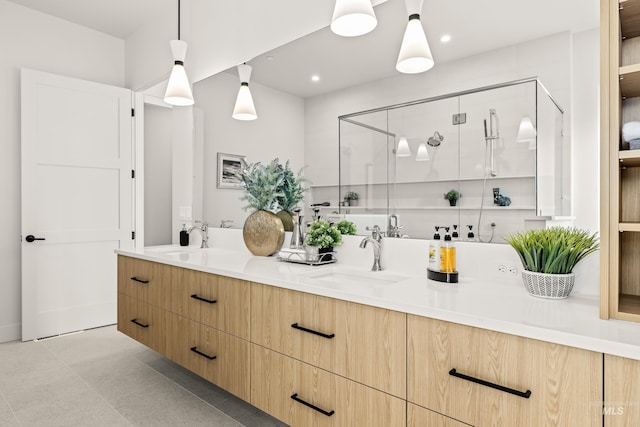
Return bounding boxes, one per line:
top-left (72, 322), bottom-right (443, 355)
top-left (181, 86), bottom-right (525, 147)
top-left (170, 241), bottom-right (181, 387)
top-left (21, 69), bottom-right (133, 341)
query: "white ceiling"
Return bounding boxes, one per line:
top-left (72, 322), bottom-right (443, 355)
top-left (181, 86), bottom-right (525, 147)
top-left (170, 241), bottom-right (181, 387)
top-left (7, 0), bottom-right (599, 97)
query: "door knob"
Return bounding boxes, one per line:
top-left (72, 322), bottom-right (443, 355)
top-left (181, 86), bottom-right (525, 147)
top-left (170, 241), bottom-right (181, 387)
top-left (25, 235), bottom-right (45, 242)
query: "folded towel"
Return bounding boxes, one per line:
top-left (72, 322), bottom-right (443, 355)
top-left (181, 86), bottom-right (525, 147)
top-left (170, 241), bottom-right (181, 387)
top-left (623, 121), bottom-right (640, 142)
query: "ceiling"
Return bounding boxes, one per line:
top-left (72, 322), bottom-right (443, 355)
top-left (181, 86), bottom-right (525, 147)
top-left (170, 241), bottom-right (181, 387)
top-left (7, 0), bottom-right (599, 98)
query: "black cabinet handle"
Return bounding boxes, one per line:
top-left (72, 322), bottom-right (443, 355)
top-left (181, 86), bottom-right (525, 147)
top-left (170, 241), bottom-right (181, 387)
top-left (449, 368), bottom-right (531, 399)
top-left (190, 346), bottom-right (217, 360)
top-left (130, 319), bottom-right (149, 328)
top-left (190, 294), bottom-right (217, 304)
top-left (291, 323), bottom-right (335, 339)
top-left (25, 235), bottom-right (45, 242)
top-left (130, 277), bottom-right (149, 284)
top-left (290, 393), bottom-right (335, 417)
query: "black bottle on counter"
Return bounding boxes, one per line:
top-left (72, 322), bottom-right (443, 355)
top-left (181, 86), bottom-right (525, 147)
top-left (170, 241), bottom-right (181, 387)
top-left (179, 224), bottom-right (189, 246)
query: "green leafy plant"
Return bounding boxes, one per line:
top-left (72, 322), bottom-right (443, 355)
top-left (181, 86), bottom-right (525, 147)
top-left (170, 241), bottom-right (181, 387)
top-left (345, 191), bottom-right (359, 201)
top-left (443, 189), bottom-right (461, 201)
top-left (305, 220), bottom-right (343, 249)
top-left (505, 227), bottom-right (599, 274)
top-left (336, 219), bottom-right (357, 235)
top-left (277, 160), bottom-right (307, 211)
top-left (239, 159), bottom-right (284, 212)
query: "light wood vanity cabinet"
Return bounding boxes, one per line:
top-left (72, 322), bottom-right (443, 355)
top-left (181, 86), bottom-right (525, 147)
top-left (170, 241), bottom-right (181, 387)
top-left (407, 315), bottom-right (603, 426)
top-left (604, 354), bottom-right (640, 425)
top-left (170, 268), bottom-right (250, 340)
top-left (117, 255), bottom-right (251, 401)
top-left (407, 404), bottom-right (470, 427)
top-left (250, 282), bottom-right (406, 398)
top-left (251, 344), bottom-right (406, 427)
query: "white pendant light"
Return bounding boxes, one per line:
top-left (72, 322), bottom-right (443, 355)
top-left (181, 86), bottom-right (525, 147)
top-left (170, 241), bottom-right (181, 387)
top-left (516, 116), bottom-right (537, 142)
top-left (164, 0), bottom-right (194, 106)
top-left (232, 64), bottom-right (257, 121)
top-left (396, 0), bottom-right (434, 74)
top-left (416, 143), bottom-right (430, 161)
top-left (396, 136), bottom-right (411, 157)
top-left (331, 0), bottom-right (377, 37)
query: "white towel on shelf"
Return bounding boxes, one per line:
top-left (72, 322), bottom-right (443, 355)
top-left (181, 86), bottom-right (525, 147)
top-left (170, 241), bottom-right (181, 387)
top-left (622, 121), bottom-right (640, 142)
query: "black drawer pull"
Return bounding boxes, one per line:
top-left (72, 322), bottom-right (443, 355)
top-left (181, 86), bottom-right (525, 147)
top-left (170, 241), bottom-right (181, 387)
top-left (290, 393), bottom-right (335, 417)
top-left (449, 368), bottom-right (532, 399)
top-left (291, 323), bottom-right (335, 339)
top-left (130, 319), bottom-right (149, 328)
top-left (190, 346), bottom-right (217, 360)
top-left (130, 277), bottom-right (149, 284)
top-left (190, 294), bottom-right (217, 304)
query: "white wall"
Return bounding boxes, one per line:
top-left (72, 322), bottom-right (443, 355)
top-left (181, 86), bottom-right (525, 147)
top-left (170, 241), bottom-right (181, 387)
top-left (193, 72), bottom-right (305, 229)
top-left (0, 0), bottom-right (125, 342)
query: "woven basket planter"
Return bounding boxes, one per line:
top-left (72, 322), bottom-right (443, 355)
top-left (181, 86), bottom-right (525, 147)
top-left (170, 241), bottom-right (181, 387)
top-left (521, 270), bottom-right (575, 299)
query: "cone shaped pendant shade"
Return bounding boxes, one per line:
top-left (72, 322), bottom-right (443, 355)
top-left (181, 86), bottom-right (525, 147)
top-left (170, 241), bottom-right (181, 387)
top-left (233, 64), bottom-right (257, 121)
top-left (164, 40), bottom-right (194, 106)
top-left (416, 143), bottom-right (430, 161)
top-left (516, 116), bottom-right (537, 142)
top-left (331, 0), bottom-right (377, 37)
top-left (396, 136), bottom-right (411, 157)
top-left (396, 14), bottom-right (434, 74)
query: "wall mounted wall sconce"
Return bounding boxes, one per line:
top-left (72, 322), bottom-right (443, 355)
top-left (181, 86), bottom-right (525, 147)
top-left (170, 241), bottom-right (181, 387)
top-left (396, 136), bottom-right (412, 157)
top-left (396, 0), bottom-right (434, 74)
top-left (331, 0), bottom-right (377, 37)
top-left (164, 0), bottom-right (194, 106)
top-left (232, 64), bottom-right (257, 121)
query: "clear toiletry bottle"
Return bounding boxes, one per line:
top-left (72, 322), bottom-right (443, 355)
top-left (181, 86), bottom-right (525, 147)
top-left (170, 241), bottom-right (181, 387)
top-left (180, 224), bottom-right (189, 247)
top-left (428, 226), bottom-right (442, 272)
top-left (440, 227), bottom-right (456, 273)
top-left (452, 224), bottom-right (459, 240)
top-left (466, 225), bottom-right (475, 242)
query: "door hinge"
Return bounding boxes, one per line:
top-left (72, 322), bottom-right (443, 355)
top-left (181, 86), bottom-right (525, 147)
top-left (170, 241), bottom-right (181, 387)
top-left (131, 231), bottom-right (136, 240)
top-left (131, 108), bottom-right (135, 117)
top-left (131, 170), bottom-right (135, 179)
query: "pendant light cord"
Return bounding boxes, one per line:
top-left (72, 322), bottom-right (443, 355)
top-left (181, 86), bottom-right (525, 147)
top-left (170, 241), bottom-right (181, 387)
top-left (177, 0), bottom-right (181, 40)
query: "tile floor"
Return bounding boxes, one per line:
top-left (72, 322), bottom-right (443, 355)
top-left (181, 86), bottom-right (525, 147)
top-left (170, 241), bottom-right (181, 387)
top-left (0, 325), bottom-right (288, 427)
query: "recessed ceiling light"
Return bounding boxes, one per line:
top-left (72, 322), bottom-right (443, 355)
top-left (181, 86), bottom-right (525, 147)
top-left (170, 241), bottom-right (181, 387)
top-left (440, 34), bottom-right (451, 43)
top-left (311, 75), bottom-right (320, 82)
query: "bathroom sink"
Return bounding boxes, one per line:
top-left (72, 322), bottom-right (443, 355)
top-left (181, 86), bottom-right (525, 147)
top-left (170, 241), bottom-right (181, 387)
top-left (297, 266), bottom-right (411, 293)
top-left (146, 245), bottom-right (204, 256)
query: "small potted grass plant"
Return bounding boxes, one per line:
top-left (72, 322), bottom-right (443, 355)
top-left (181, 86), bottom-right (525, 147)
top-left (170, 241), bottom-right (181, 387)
top-left (505, 227), bottom-right (599, 299)
top-left (304, 219), bottom-right (342, 262)
top-left (444, 189), bottom-right (461, 206)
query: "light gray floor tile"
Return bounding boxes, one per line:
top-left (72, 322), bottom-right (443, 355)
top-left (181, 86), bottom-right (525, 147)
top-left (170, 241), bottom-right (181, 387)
top-left (112, 377), bottom-right (241, 427)
top-left (72, 353), bottom-right (166, 404)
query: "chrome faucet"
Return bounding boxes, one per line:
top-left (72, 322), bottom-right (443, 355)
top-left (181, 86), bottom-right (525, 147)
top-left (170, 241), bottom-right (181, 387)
top-left (220, 219), bottom-right (233, 228)
top-left (360, 225), bottom-right (383, 271)
top-left (188, 221), bottom-right (209, 248)
top-left (387, 214), bottom-right (404, 238)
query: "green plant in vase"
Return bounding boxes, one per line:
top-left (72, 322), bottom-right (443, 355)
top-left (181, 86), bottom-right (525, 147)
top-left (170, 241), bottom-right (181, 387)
top-left (505, 227), bottom-right (599, 299)
top-left (275, 160), bottom-right (307, 231)
top-left (239, 159), bottom-right (285, 256)
top-left (336, 219), bottom-right (357, 235)
top-left (444, 189), bottom-right (461, 206)
top-left (305, 219), bottom-right (342, 262)
top-left (345, 191), bottom-right (359, 206)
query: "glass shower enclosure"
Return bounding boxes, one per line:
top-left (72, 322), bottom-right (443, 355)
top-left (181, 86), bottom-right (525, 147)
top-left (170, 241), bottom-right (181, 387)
top-left (332, 78), bottom-right (566, 242)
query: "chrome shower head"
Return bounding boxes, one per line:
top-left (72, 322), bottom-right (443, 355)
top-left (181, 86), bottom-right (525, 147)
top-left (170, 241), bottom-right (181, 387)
top-left (427, 131), bottom-right (444, 147)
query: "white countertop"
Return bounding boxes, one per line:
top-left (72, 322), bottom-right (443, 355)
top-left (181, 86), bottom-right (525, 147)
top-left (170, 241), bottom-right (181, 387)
top-left (116, 240), bottom-right (640, 360)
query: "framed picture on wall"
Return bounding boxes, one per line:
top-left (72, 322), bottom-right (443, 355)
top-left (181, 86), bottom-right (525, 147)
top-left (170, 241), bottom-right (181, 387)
top-left (217, 153), bottom-right (246, 189)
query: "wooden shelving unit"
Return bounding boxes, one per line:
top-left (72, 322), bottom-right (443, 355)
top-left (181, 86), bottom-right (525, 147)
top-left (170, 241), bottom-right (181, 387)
top-left (601, 0), bottom-right (640, 321)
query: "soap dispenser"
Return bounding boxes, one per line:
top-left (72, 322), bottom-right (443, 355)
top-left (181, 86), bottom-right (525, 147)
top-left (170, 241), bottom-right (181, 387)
top-left (466, 225), bottom-right (475, 241)
top-left (440, 227), bottom-right (456, 273)
top-left (452, 224), bottom-right (459, 240)
top-left (428, 226), bottom-right (441, 272)
top-left (290, 208), bottom-right (304, 249)
top-left (179, 224), bottom-right (189, 247)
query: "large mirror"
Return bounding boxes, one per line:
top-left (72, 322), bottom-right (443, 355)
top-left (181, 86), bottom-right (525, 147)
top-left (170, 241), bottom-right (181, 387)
top-left (144, 0), bottom-right (597, 245)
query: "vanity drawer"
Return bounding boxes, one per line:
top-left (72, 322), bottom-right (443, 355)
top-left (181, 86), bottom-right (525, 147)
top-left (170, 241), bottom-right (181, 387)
top-left (171, 268), bottom-right (250, 339)
top-left (407, 403), bottom-right (470, 427)
top-left (117, 255), bottom-right (171, 310)
top-left (117, 293), bottom-right (168, 354)
top-left (407, 315), bottom-right (602, 427)
top-left (250, 344), bottom-right (406, 427)
top-left (251, 283), bottom-right (406, 398)
top-left (166, 313), bottom-right (249, 401)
